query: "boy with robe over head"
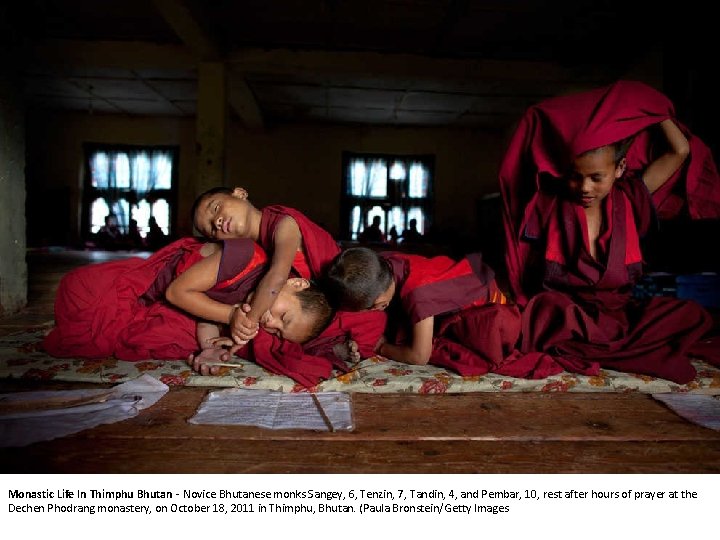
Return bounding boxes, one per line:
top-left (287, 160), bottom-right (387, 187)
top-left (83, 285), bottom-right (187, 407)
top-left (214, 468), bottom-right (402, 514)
top-left (499, 81), bottom-right (720, 383)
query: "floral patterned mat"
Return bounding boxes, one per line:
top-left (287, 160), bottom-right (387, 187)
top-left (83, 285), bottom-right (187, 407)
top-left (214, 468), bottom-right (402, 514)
top-left (2, 325), bottom-right (719, 394)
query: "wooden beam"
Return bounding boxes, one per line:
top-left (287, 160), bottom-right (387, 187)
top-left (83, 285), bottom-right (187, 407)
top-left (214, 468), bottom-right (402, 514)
top-left (149, 2), bottom-right (265, 129)
top-left (28, 40), bottom-right (194, 71)
top-left (228, 48), bottom-right (607, 85)
top-left (151, 0), bottom-right (219, 61)
top-left (227, 70), bottom-right (264, 130)
top-left (29, 40), bottom-right (603, 86)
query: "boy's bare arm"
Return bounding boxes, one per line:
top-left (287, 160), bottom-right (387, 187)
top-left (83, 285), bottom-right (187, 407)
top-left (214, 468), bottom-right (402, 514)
top-left (165, 249), bottom-right (236, 325)
top-left (643, 118), bottom-right (690, 194)
top-left (377, 317), bottom-right (434, 365)
top-left (245, 216), bottom-right (302, 322)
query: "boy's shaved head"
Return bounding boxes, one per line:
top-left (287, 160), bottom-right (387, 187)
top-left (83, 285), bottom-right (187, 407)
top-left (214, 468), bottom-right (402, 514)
top-left (577, 137), bottom-right (632, 165)
top-left (295, 285), bottom-right (334, 342)
top-left (324, 247), bottom-right (394, 311)
top-left (259, 279), bottom-right (334, 344)
top-left (190, 187), bottom-right (233, 232)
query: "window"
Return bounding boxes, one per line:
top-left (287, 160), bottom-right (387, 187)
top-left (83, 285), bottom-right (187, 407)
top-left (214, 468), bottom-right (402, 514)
top-left (82, 144), bottom-right (178, 241)
top-left (341, 152), bottom-right (434, 241)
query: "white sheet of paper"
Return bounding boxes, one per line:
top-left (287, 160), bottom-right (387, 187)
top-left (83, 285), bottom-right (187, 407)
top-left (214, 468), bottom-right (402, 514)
top-left (0, 374), bottom-right (169, 447)
top-left (188, 389), bottom-right (354, 431)
top-left (653, 393), bottom-right (720, 431)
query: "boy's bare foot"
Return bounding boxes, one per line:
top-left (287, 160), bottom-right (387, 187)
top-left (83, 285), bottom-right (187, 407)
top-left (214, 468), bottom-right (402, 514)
top-left (186, 347), bottom-right (231, 376)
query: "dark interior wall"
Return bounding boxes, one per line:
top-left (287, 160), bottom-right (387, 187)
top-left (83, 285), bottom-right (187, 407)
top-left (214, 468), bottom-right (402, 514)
top-left (225, 122), bottom-right (506, 243)
top-left (25, 111), bottom-right (196, 246)
top-left (641, 43), bottom-right (720, 274)
top-left (25, 112), bottom-right (507, 249)
top-left (24, 43), bottom-right (718, 269)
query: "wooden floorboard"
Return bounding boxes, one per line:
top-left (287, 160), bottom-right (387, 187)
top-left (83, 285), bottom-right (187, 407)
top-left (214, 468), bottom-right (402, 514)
top-left (59, 390), bottom-right (720, 442)
top-left (3, 438), bottom-right (719, 474)
top-left (1, 388), bottom-right (719, 474)
top-left (1, 249), bottom-right (719, 474)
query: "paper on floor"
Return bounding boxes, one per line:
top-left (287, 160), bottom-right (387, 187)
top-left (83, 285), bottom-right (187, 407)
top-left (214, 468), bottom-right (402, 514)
top-left (652, 393), bottom-right (720, 431)
top-left (0, 374), bottom-right (169, 447)
top-left (188, 388), bottom-right (354, 431)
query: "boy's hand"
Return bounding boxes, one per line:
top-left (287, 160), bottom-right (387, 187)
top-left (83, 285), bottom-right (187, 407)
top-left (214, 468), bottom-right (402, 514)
top-left (229, 303), bottom-right (259, 344)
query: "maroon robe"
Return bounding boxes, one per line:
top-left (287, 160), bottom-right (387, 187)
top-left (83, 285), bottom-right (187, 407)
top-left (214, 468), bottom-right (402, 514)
top-left (247, 310), bottom-right (387, 388)
top-left (43, 237), bottom-right (267, 361)
top-left (518, 177), bottom-right (715, 383)
top-left (259, 205), bottom-right (340, 279)
top-left (378, 252), bottom-right (573, 378)
top-left (43, 232), bottom-right (383, 385)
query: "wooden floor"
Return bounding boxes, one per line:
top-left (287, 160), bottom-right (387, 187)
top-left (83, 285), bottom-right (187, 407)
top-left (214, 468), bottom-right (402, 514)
top-left (1, 249), bottom-right (719, 474)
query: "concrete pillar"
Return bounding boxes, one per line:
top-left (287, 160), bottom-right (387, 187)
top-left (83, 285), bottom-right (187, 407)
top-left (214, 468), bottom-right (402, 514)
top-left (0, 66), bottom-right (27, 317)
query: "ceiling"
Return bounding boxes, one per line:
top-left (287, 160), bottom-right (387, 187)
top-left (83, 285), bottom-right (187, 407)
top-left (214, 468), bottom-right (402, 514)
top-left (4, 0), bottom-right (700, 130)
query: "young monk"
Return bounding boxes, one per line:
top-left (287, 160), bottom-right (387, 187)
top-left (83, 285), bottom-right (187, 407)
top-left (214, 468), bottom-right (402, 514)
top-left (163, 237), bottom-right (332, 369)
top-left (322, 247), bottom-right (545, 377)
top-left (499, 81), bottom-right (720, 383)
top-left (42, 237), bottom-right (269, 360)
top-left (190, 187), bottom-right (341, 347)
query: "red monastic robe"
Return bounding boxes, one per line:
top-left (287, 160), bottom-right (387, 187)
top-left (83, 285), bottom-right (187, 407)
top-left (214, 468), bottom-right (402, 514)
top-left (259, 205), bottom-right (340, 278)
top-left (498, 81), bottom-right (720, 383)
top-left (378, 252), bottom-right (572, 378)
top-left (517, 176), bottom-right (715, 383)
top-left (248, 310), bottom-right (387, 388)
top-left (43, 237), bottom-right (267, 360)
top-left (43, 229), bottom-right (383, 385)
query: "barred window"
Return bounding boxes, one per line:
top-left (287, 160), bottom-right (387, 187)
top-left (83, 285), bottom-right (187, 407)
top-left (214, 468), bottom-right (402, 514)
top-left (341, 152), bottom-right (433, 242)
